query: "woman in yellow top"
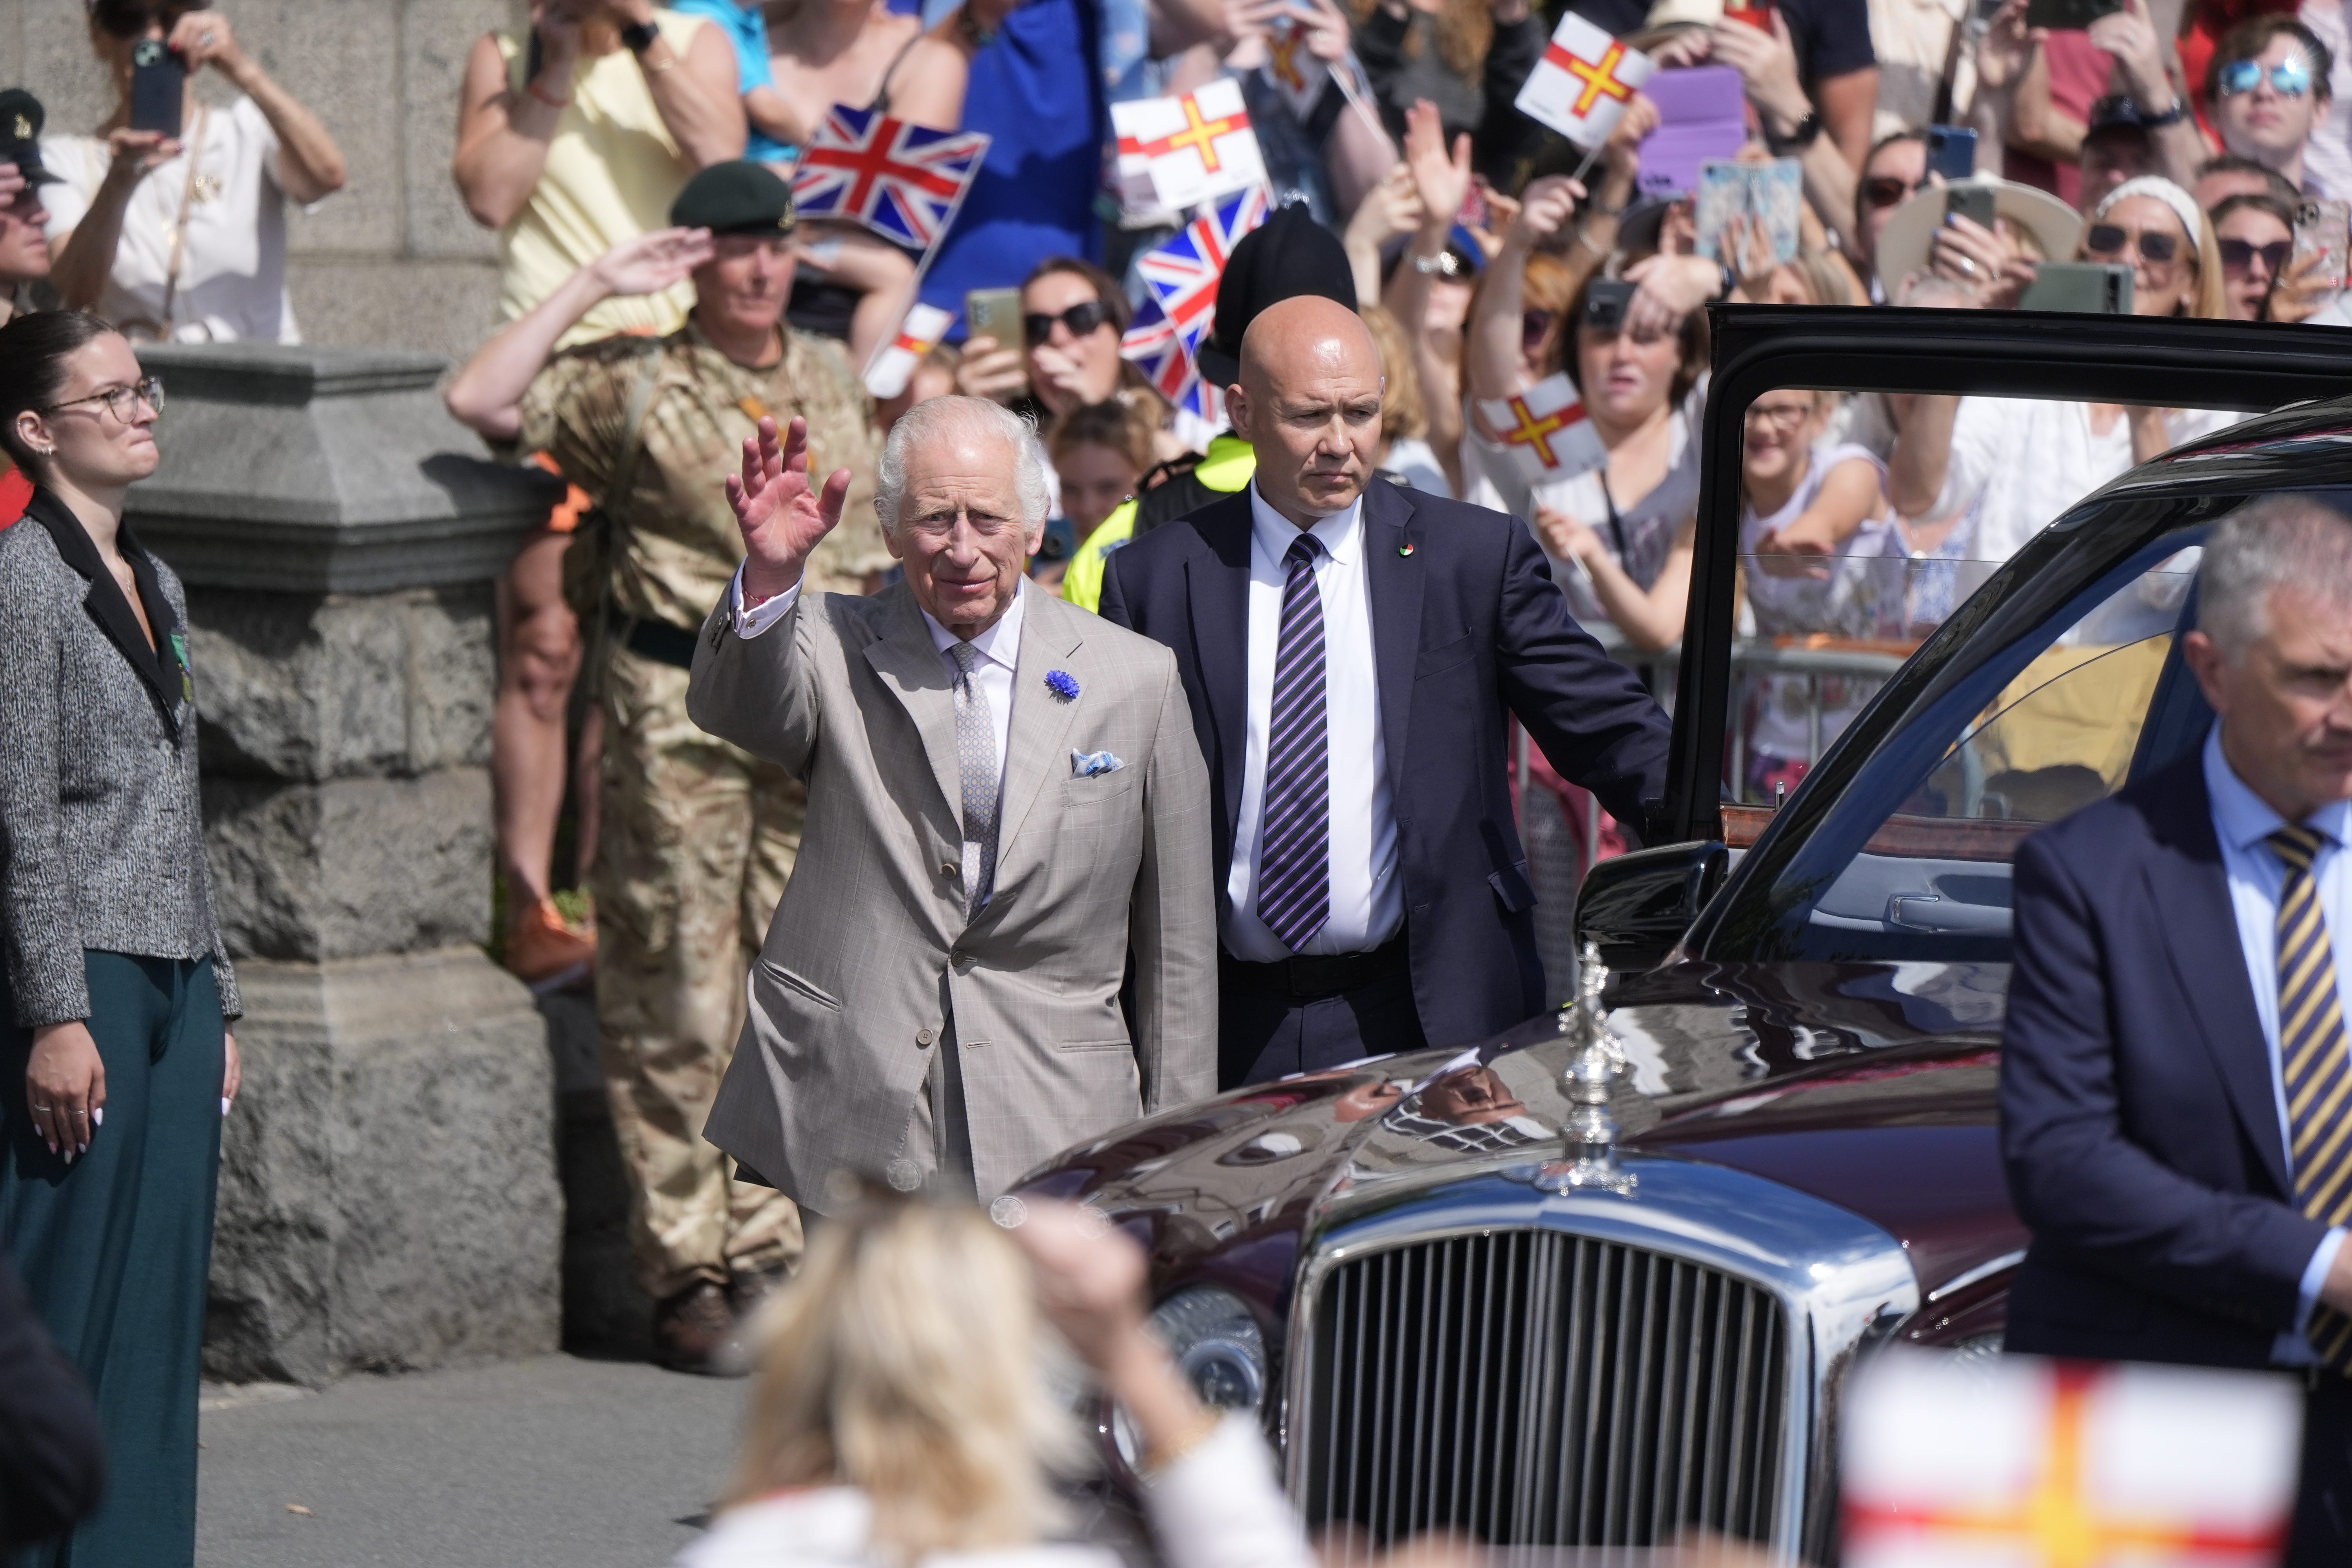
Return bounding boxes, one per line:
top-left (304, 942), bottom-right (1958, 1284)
top-left (454, 1), bottom-right (746, 348)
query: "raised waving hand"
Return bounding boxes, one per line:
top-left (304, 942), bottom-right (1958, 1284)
top-left (729, 415), bottom-right (855, 606)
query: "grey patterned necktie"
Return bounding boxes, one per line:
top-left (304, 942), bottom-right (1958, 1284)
top-left (951, 642), bottom-right (998, 916)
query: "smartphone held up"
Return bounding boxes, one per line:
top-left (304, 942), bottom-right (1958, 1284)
top-left (129, 37), bottom-right (185, 137)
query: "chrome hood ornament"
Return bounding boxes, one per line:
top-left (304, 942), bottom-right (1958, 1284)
top-left (1517, 942), bottom-right (1637, 1197)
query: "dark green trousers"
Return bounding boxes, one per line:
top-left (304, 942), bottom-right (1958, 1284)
top-left (1, 953), bottom-right (223, 1568)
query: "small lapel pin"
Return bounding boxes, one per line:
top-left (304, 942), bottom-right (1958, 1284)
top-left (1399, 542), bottom-right (1417, 557)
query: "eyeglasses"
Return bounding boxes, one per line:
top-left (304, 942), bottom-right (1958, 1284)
top-left (1023, 299), bottom-right (1117, 347)
top-left (2216, 55), bottom-right (2313, 98)
top-left (1521, 309), bottom-right (1557, 351)
top-left (40, 376), bottom-right (165, 423)
top-left (1862, 174), bottom-right (1924, 210)
top-left (2086, 223), bottom-right (2183, 266)
top-left (2218, 236), bottom-right (2294, 273)
top-left (1744, 400), bottom-right (1813, 430)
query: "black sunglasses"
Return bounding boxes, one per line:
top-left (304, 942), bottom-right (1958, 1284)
top-left (1862, 174), bottom-right (1923, 210)
top-left (2218, 236), bottom-right (2293, 273)
top-left (2086, 222), bottom-right (2182, 266)
top-left (1023, 298), bottom-right (1117, 347)
top-left (1521, 309), bottom-right (1556, 350)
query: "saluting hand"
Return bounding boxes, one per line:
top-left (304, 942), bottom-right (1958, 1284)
top-left (729, 415), bottom-right (852, 607)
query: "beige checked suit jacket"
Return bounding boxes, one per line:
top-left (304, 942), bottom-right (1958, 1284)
top-left (686, 577), bottom-right (1218, 1209)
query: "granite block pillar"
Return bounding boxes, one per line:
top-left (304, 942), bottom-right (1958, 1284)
top-left (129, 343), bottom-right (567, 1386)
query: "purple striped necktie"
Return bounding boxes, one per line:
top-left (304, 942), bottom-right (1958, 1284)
top-left (1257, 534), bottom-right (1329, 951)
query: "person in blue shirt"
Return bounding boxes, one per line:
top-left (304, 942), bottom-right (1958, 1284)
top-left (667, 0), bottom-right (799, 166)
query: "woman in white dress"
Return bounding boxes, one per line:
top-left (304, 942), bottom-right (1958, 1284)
top-left (1737, 388), bottom-right (1898, 803)
top-left (44, 3), bottom-right (345, 344)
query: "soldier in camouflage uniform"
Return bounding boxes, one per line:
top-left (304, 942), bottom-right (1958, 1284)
top-left (445, 162), bottom-right (886, 1372)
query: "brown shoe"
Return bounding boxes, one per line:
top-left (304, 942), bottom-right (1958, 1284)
top-left (509, 897), bottom-right (594, 991)
top-left (652, 1281), bottom-right (748, 1376)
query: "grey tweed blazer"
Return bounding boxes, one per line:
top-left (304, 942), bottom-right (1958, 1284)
top-left (686, 577), bottom-right (1217, 1208)
top-left (0, 492), bottom-right (239, 1029)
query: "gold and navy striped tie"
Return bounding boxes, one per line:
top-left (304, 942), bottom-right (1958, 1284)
top-left (2275, 824), bottom-right (2352, 1367)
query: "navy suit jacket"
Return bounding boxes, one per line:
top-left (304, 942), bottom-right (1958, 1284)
top-left (2002, 745), bottom-right (2330, 1368)
top-left (1095, 477), bottom-right (1672, 1050)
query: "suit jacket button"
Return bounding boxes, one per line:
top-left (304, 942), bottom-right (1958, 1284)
top-left (916, 1028), bottom-right (935, 1047)
top-left (940, 861), bottom-right (957, 878)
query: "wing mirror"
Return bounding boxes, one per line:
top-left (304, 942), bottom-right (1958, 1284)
top-left (1572, 840), bottom-right (1729, 974)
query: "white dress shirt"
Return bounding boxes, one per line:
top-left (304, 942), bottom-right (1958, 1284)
top-left (1221, 485), bottom-right (1401, 962)
top-left (731, 567), bottom-right (1024, 802)
top-left (2204, 724), bottom-right (2352, 1364)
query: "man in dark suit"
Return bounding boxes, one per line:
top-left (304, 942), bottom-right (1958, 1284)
top-left (2002, 493), bottom-right (2352, 1563)
top-left (1097, 295), bottom-right (1671, 1086)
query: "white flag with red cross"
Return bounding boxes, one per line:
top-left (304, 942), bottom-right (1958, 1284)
top-left (1844, 1352), bottom-right (2301, 1568)
top-left (862, 301), bottom-right (955, 400)
top-left (1260, 14), bottom-right (1330, 121)
top-left (1479, 372), bottom-right (1606, 483)
top-left (1514, 14), bottom-right (1654, 149)
top-left (1112, 79), bottom-right (1266, 214)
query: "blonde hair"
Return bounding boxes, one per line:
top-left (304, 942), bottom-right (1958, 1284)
top-left (1360, 304), bottom-right (1428, 446)
top-left (1347, 0), bottom-right (1491, 78)
top-left (724, 1196), bottom-right (1084, 1559)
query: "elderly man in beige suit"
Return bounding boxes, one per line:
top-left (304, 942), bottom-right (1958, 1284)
top-left (686, 395), bottom-right (1217, 1210)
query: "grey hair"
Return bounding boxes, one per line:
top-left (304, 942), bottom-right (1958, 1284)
top-left (2198, 492), bottom-right (2352, 657)
top-left (874, 394), bottom-right (1052, 537)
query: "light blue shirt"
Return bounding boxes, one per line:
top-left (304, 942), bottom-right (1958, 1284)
top-left (668, 0), bottom-right (798, 163)
top-left (2203, 723), bottom-right (2352, 1364)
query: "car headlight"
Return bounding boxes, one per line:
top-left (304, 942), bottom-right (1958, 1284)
top-left (1111, 1285), bottom-right (1267, 1468)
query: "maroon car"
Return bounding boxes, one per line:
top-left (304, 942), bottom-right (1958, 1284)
top-left (1011, 308), bottom-right (2352, 1562)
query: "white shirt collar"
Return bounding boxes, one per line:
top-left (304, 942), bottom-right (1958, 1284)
top-left (920, 575), bottom-right (1025, 671)
top-left (1247, 481), bottom-right (1363, 567)
top-left (2204, 721), bottom-right (2352, 853)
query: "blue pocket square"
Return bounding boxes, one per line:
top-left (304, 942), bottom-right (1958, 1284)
top-left (1071, 749), bottom-right (1124, 777)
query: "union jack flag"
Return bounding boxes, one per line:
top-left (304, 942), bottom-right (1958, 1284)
top-left (1135, 185), bottom-right (1270, 356)
top-left (790, 105), bottom-right (991, 250)
top-left (1120, 298), bottom-right (1223, 424)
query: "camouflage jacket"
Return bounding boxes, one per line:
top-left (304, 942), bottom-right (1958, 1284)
top-left (519, 320), bottom-right (887, 627)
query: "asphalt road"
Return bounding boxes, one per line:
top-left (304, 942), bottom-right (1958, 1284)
top-left (196, 1355), bottom-right (746, 1568)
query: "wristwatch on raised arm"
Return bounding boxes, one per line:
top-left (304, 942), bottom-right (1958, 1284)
top-left (1766, 109), bottom-right (1822, 154)
top-left (619, 18), bottom-right (661, 54)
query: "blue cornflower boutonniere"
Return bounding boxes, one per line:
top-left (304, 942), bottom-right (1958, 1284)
top-left (1045, 670), bottom-right (1080, 702)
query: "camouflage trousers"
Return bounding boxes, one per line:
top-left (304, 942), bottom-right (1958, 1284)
top-left (592, 643), bottom-right (805, 1301)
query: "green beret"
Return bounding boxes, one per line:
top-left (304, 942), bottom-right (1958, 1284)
top-left (670, 160), bottom-right (795, 236)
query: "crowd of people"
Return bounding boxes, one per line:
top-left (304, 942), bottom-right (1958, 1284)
top-left (4, 0), bottom-right (2352, 1561)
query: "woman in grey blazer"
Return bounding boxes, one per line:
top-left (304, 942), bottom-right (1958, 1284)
top-left (0, 310), bottom-right (240, 1568)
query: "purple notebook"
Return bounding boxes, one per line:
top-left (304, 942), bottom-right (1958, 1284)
top-left (1633, 67), bottom-right (1749, 199)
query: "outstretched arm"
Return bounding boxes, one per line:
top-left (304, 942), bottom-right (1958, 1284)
top-left (1495, 516), bottom-right (1674, 829)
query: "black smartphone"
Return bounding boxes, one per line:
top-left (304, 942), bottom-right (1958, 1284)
top-left (1926, 125), bottom-right (1977, 181)
top-left (129, 38), bottom-right (184, 137)
top-left (1945, 184), bottom-right (1997, 231)
top-left (2023, 0), bottom-right (2122, 30)
top-left (1585, 279), bottom-right (1636, 332)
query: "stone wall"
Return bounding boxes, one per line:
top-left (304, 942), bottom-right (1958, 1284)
top-left (0, 0), bottom-right (521, 361)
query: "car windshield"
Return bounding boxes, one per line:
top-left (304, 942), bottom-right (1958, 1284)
top-left (1698, 501), bottom-right (2226, 966)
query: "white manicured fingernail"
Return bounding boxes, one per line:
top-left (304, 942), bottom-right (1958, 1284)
top-left (221, 1098), bottom-right (231, 1117)
top-left (92, 1107), bottom-right (102, 1127)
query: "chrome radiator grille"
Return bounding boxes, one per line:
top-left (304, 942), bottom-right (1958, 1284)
top-left (1297, 1230), bottom-right (1789, 1548)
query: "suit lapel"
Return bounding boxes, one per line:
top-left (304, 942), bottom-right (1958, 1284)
top-left (1185, 495), bottom-right (1253, 842)
top-left (993, 589), bottom-right (1087, 863)
top-left (1360, 480), bottom-right (1423, 804)
top-left (2143, 760), bottom-right (2292, 1198)
top-left (859, 583), bottom-right (964, 823)
top-left (25, 490), bottom-right (180, 736)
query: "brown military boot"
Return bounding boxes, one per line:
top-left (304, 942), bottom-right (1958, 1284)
top-left (652, 1280), bottom-right (748, 1376)
top-left (727, 1263), bottom-right (789, 1328)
